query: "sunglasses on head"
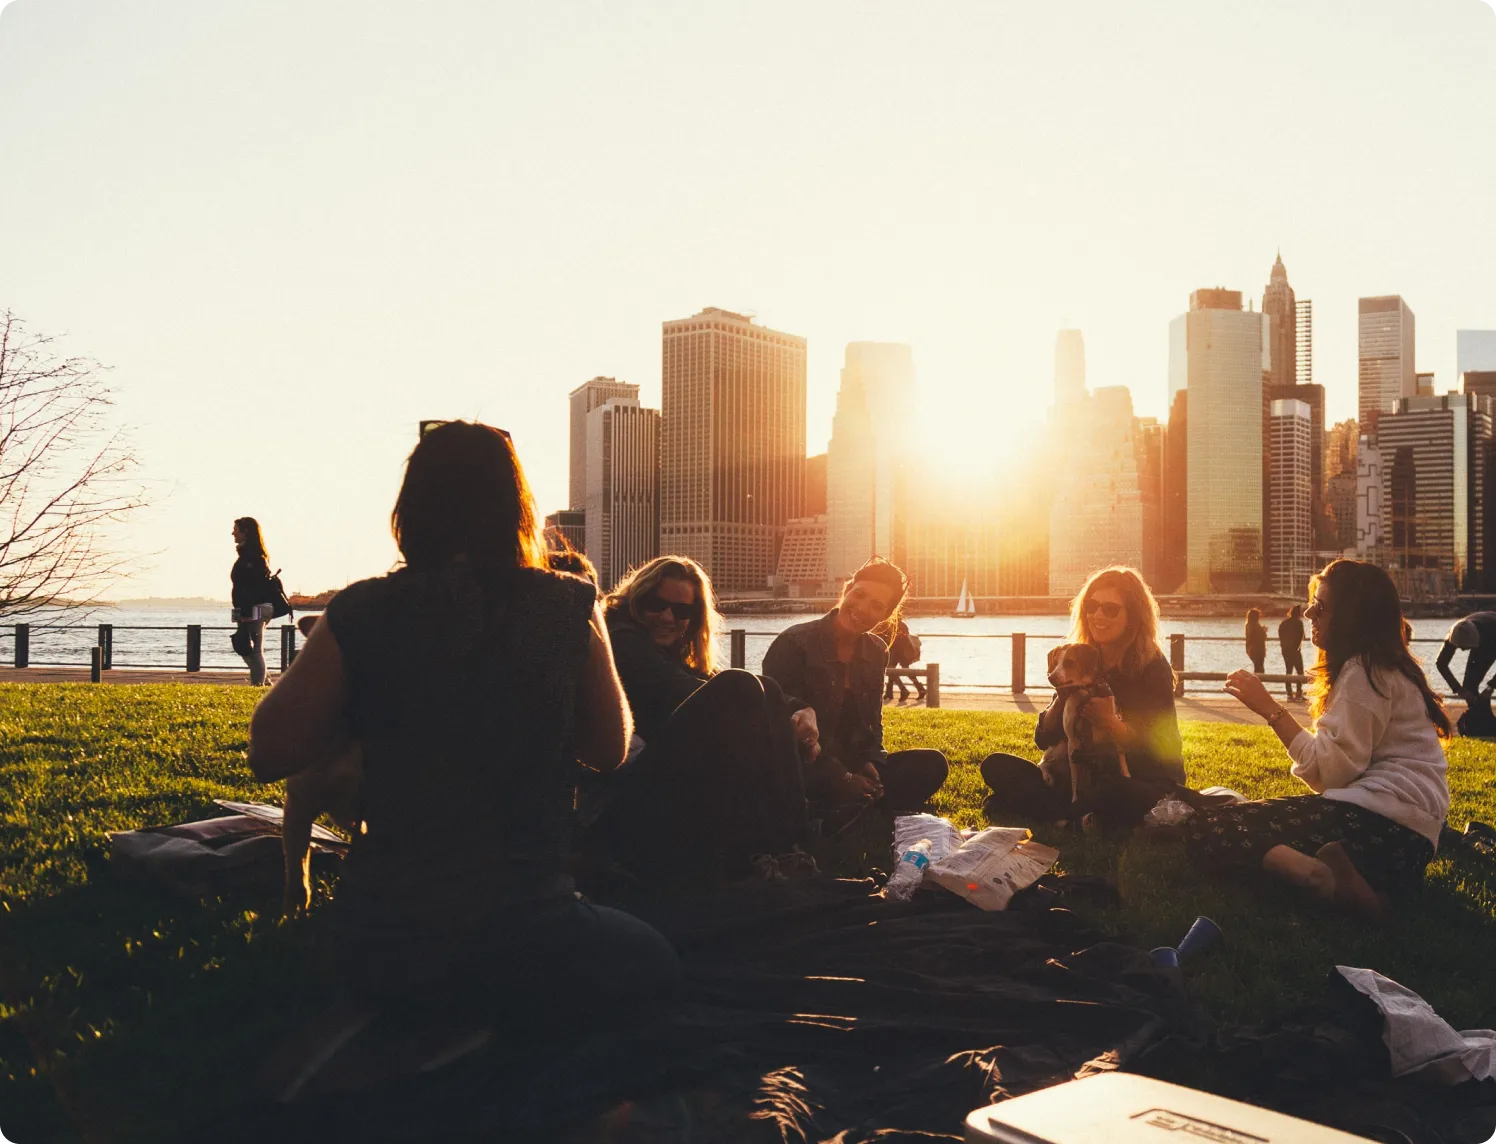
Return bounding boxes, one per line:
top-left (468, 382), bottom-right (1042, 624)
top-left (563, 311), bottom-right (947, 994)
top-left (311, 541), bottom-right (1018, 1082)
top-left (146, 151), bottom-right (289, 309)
top-left (419, 420), bottom-right (512, 441)
top-left (1086, 600), bottom-right (1124, 620)
top-left (640, 594), bottom-right (696, 621)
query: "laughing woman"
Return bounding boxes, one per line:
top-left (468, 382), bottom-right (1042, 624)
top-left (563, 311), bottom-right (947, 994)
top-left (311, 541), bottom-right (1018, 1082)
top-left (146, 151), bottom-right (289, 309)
top-left (1187, 559), bottom-right (1450, 922)
top-left (762, 558), bottom-right (948, 833)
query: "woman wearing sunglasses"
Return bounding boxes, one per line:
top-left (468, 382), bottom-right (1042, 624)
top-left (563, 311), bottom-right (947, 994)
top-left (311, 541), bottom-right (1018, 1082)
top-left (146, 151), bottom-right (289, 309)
top-left (980, 566), bottom-right (1185, 832)
top-left (586, 555), bottom-right (815, 880)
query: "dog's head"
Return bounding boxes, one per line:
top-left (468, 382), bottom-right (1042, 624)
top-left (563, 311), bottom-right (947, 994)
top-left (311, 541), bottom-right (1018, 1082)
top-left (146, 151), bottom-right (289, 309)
top-left (1047, 642), bottom-right (1103, 689)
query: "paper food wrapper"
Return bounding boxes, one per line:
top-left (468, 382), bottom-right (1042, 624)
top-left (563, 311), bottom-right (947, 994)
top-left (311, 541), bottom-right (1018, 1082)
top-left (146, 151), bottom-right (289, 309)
top-left (927, 826), bottom-right (1060, 911)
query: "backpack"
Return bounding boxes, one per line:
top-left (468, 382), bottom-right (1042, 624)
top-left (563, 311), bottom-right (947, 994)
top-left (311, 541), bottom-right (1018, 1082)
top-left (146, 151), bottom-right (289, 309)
top-left (267, 568), bottom-right (294, 620)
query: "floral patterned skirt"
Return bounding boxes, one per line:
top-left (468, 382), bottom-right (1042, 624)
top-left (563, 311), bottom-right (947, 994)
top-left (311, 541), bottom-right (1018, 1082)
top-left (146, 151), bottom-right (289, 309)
top-left (1183, 795), bottom-right (1435, 893)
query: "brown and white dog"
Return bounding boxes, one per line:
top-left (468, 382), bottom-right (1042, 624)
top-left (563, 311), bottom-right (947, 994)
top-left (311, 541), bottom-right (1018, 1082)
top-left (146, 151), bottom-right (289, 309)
top-left (281, 612), bottom-right (364, 916)
top-left (1039, 643), bottom-right (1130, 809)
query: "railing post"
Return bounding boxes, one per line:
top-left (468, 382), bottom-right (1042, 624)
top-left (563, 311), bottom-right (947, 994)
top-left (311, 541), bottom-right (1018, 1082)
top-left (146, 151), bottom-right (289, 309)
top-left (97, 623), bottom-right (113, 670)
top-left (280, 625), bottom-right (295, 672)
top-left (1170, 633), bottom-right (1185, 698)
top-left (186, 625), bottom-right (201, 672)
top-left (14, 624), bottom-right (28, 668)
top-left (730, 628), bottom-right (746, 670)
top-left (1011, 632), bottom-right (1026, 694)
top-left (926, 663), bottom-right (940, 708)
top-left (90, 645), bottom-right (102, 683)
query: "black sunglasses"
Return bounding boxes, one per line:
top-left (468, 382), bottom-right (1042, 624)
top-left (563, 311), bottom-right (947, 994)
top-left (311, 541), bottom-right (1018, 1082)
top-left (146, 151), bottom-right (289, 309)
top-left (1085, 600), bottom-right (1124, 620)
top-left (640, 594), bottom-right (696, 621)
top-left (419, 420), bottom-right (511, 441)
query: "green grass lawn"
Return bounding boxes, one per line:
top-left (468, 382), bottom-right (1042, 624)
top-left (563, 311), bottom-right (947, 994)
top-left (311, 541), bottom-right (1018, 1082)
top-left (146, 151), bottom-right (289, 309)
top-left (3, 684), bottom-right (1495, 1143)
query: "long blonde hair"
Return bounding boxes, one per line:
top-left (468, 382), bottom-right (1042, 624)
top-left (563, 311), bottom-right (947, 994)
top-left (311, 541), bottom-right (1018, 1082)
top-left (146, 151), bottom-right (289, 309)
top-left (605, 555), bottom-right (723, 675)
top-left (1067, 566), bottom-right (1166, 677)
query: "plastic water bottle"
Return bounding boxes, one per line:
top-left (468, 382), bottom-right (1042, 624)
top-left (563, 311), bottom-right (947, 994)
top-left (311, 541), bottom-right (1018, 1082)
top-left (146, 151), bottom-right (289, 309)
top-left (885, 838), bottom-right (933, 901)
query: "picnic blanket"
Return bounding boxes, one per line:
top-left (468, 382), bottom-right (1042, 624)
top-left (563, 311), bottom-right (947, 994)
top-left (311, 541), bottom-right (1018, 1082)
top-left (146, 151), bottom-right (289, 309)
top-left (211, 876), bottom-right (1190, 1142)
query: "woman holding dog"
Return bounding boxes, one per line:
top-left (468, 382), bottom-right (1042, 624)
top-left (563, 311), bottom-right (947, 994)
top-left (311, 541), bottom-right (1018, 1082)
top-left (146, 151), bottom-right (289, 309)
top-left (249, 422), bottom-right (678, 1036)
top-left (585, 554), bottom-right (818, 880)
top-left (230, 517), bottom-right (274, 686)
top-left (979, 566), bottom-right (1185, 833)
top-left (762, 558), bottom-right (949, 835)
top-left (1188, 559), bottom-right (1450, 922)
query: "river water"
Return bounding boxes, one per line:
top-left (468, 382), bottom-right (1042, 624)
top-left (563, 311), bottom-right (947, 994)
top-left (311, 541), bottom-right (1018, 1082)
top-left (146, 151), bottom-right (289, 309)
top-left (3, 604), bottom-right (1456, 693)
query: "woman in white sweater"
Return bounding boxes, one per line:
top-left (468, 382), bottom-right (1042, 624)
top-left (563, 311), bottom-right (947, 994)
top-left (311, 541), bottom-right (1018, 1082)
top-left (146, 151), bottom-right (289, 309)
top-left (1186, 559), bottom-right (1450, 922)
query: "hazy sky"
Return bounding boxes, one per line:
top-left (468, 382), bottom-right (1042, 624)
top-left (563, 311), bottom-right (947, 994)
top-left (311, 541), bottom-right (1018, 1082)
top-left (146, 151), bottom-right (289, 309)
top-left (2, 0), bottom-right (1493, 597)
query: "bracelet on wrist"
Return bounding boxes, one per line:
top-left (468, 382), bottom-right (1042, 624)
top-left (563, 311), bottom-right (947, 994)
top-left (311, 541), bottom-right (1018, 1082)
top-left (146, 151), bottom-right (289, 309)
top-left (1264, 704), bottom-right (1288, 726)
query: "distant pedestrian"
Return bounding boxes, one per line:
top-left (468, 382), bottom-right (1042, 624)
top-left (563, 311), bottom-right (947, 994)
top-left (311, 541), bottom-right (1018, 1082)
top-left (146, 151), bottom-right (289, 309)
top-left (1279, 605), bottom-right (1305, 699)
top-left (230, 517), bottom-right (275, 686)
top-left (1245, 608), bottom-right (1268, 675)
top-left (882, 619), bottom-right (925, 703)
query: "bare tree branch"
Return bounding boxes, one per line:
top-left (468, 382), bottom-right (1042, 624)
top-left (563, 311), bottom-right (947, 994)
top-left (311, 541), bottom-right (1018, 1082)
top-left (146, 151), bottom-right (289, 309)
top-left (0, 311), bottom-right (150, 621)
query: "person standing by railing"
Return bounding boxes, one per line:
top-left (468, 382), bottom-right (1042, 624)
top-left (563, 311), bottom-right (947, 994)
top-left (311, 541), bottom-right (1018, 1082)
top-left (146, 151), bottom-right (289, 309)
top-left (1279, 604), bottom-right (1305, 700)
top-left (230, 517), bottom-right (274, 686)
top-left (1245, 608), bottom-right (1268, 675)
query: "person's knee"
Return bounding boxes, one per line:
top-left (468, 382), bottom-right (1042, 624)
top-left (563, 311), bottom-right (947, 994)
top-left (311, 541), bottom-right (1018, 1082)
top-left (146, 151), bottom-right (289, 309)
top-left (707, 668), bottom-right (765, 703)
top-left (907, 748), bottom-right (949, 789)
top-left (979, 752), bottom-right (1034, 788)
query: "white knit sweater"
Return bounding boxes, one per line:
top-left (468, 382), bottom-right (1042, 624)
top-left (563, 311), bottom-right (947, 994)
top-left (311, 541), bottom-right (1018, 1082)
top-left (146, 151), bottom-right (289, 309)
top-left (1287, 658), bottom-right (1450, 846)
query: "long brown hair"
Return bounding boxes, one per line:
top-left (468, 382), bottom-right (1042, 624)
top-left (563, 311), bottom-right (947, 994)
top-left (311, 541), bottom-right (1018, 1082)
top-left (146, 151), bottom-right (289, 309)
top-left (1067, 566), bottom-right (1166, 677)
top-left (839, 557), bottom-right (910, 641)
top-left (605, 555), bottom-right (722, 675)
top-left (233, 517), bottom-right (268, 562)
top-left (390, 421), bottom-right (546, 575)
top-left (1306, 559), bottom-right (1449, 736)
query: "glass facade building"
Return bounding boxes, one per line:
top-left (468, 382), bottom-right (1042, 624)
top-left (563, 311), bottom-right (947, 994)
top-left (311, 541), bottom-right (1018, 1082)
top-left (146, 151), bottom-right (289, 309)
top-left (1358, 296), bottom-right (1416, 436)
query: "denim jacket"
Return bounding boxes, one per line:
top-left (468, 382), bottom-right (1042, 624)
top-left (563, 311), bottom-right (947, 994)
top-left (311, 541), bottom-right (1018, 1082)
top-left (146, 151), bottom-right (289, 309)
top-left (761, 610), bottom-right (890, 776)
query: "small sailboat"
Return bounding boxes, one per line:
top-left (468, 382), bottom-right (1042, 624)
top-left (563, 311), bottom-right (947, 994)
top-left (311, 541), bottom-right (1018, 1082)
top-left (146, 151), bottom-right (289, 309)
top-left (952, 578), bottom-right (977, 619)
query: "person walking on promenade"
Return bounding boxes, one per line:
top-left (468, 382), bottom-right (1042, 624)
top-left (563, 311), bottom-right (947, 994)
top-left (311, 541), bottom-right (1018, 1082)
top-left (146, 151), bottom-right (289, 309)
top-left (1434, 612), bottom-right (1496, 738)
top-left (980, 566), bottom-right (1185, 833)
top-left (764, 559), bottom-right (948, 835)
top-left (1245, 608), bottom-right (1268, 675)
top-left (250, 421), bottom-right (678, 1070)
top-left (1279, 604), bottom-right (1306, 700)
top-left (1190, 560), bottom-right (1450, 922)
top-left (231, 517), bottom-right (275, 686)
top-left (882, 618), bottom-right (925, 703)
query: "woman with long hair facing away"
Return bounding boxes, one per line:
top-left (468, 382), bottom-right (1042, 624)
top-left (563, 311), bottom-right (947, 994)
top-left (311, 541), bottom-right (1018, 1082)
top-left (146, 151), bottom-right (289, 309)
top-left (762, 558), bottom-right (948, 834)
top-left (585, 555), bottom-right (816, 880)
top-left (1245, 607), bottom-right (1268, 675)
top-left (230, 517), bottom-right (274, 685)
top-left (248, 422), bottom-right (677, 1057)
top-left (980, 566), bottom-right (1185, 832)
top-left (1189, 559), bottom-right (1450, 922)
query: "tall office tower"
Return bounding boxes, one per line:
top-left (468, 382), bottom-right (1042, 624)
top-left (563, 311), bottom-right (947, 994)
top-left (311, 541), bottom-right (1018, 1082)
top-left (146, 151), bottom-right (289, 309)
top-left (1263, 381), bottom-right (1326, 573)
top-left (1134, 417), bottom-right (1165, 591)
top-left (1325, 419), bottom-right (1361, 551)
top-left (568, 377), bottom-right (639, 510)
top-left (1356, 437), bottom-right (1383, 557)
top-left (544, 509), bottom-right (586, 552)
top-left (660, 307), bottom-right (806, 593)
top-left (1377, 394), bottom-right (1493, 594)
top-left (1416, 372), bottom-right (1435, 398)
top-left (825, 342), bottom-right (916, 580)
top-left (804, 453), bottom-right (828, 516)
top-left (1269, 399), bottom-right (1315, 595)
top-left (1457, 330), bottom-right (1496, 378)
top-left (1048, 387), bottom-right (1145, 595)
top-left (1358, 296), bottom-right (1416, 436)
top-left (1053, 329), bottom-right (1087, 407)
top-left (583, 397), bottom-right (660, 590)
top-left (1169, 288), bottom-right (1268, 594)
top-left (898, 461), bottom-right (1004, 600)
top-left (1296, 300), bottom-right (1314, 384)
top-left (1158, 389), bottom-right (1188, 594)
top-left (1261, 253), bottom-right (1298, 390)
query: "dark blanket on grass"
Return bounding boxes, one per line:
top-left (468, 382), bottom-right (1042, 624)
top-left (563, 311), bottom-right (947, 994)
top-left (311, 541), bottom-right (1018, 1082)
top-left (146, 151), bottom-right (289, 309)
top-left (221, 877), bottom-right (1187, 1143)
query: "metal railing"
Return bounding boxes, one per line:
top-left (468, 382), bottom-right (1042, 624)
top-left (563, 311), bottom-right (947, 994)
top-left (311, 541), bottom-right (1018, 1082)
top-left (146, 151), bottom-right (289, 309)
top-left (3, 622), bottom-right (1449, 700)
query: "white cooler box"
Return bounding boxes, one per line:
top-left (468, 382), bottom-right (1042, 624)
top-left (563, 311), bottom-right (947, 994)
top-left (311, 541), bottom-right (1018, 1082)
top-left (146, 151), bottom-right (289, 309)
top-left (965, 1072), bottom-right (1365, 1144)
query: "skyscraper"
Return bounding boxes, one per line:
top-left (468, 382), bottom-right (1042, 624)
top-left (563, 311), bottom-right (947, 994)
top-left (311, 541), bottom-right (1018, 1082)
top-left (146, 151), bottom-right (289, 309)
top-left (1261, 253), bottom-right (1297, 391)
top-left (1134, 417), bottom-right (1165, 591)
top-left (1358, 296), bottom-right (1416, 436)
top-left (1053, 329), bottom-right (1086, 407)
top-left (1356, 438), bottom-right (1383, 557)
top-left (1169, 288), bottom-right (1268, 594)
top-left (1268, 399), bottom-right (1314, 596)
top-left (1325, 418), bottom-right (1361, 551)
top-left (1158, 388), bottom-right (1188, 593)
top-left (1296, 300), bottom-right (1314, 385)
top-left (583, 397), bottom-right (660, 590)
top-left (660, 307), bottom-right (806, 593)
top-left (569, 377), bottom-right (639, 510)
top-left (1048, 386), bottom-right (1145, 595)
top-left (825, 343), bottom-right (915, 580)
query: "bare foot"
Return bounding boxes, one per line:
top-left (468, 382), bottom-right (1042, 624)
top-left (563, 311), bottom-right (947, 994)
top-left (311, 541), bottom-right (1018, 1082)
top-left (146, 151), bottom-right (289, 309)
top-left (1316, 841), bottom-right (1388, 923)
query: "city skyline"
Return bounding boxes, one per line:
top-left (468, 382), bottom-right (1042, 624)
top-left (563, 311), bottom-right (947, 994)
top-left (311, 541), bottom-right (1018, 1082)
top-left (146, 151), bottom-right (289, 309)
top-left (2, 0), bottom-right (1493, 597)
